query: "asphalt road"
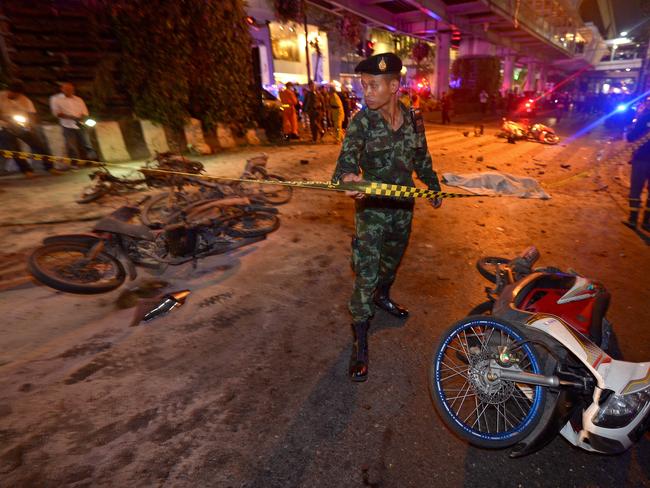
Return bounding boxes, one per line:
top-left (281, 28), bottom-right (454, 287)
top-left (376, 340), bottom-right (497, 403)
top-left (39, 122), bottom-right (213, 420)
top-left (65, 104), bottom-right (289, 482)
top-left (0, 113), bottom-right (648, 487)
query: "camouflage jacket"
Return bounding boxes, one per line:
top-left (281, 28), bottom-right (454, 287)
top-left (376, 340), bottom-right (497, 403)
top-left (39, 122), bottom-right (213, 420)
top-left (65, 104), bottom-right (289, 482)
top-left (332, 102), bottom-right (441, 191)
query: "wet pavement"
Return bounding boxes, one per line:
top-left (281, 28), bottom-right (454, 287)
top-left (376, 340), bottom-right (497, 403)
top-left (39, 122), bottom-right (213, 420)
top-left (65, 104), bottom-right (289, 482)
top-left (0, 113), bottom-right (648, 487)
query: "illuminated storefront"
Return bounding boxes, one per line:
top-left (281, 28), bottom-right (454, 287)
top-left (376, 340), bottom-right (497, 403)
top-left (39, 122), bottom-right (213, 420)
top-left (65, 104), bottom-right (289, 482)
top-left (269, 21), bottom-right (330, 87)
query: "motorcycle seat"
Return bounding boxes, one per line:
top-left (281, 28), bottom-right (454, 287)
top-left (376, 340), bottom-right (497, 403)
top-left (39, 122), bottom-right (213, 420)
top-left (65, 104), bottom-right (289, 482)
top-left (93, 216), bottom-right (155, 241)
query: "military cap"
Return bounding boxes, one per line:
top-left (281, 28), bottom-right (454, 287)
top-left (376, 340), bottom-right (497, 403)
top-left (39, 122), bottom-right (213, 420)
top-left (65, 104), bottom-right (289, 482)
top-left (355, 52), bottom-right (402, 75)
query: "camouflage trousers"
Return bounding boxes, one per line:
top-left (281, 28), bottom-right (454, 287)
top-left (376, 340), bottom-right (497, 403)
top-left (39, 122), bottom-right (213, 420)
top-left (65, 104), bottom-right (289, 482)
top-left (349, 198), bottom-right (414, 322)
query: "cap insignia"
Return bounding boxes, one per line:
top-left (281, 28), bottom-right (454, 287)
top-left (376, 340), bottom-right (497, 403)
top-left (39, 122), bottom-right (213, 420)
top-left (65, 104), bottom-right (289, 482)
top-left (378, 57), bottom-right (387, 72)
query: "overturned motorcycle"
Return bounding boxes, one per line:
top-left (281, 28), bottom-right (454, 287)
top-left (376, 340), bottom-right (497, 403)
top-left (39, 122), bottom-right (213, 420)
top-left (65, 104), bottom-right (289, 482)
top-left (429, 247), bottom-right (649, 456)
top-left (499, 119), bottom-right (560, 145)
top-left (27, 201), bottom-right (278, 294)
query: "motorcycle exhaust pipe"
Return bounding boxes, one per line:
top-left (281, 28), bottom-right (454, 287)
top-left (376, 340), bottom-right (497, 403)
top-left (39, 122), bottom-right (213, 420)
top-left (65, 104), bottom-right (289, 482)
top-left (143, 290), bottom-right (190, 322)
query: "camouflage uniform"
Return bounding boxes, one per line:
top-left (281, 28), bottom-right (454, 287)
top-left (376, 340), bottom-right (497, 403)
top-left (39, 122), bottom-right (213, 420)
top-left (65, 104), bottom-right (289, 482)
top-left (332, 102), bottom-right (441, 322)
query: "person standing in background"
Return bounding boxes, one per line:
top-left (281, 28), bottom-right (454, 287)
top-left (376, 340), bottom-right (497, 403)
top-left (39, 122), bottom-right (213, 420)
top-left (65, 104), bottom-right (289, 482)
top-left (50, 82), bottom-right (97, 163)
top-left (278, 82), bottom-right (299, 140)
top-left (0, 80), bottom-right (59, 176)
top-left (303, 81), bottom-right (325, 142)
top-left (329, 85), bottom-right (344, 143)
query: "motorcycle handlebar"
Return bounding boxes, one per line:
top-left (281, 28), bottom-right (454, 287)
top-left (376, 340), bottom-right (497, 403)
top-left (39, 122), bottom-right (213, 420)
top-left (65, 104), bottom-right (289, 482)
top-left (519, 246), bottom-right (540, 266)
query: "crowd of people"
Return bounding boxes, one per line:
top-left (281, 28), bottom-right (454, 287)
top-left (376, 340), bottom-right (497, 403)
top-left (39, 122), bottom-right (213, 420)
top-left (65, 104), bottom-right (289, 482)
top-left (0, 80), bottom-right (96, 177)
top-left (277, 81), bottom-right (359, 143)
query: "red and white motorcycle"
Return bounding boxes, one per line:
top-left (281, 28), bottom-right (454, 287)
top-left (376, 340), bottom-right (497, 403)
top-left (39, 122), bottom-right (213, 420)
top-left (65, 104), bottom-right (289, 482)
top-left (500, 118), bottom-right (560, 145)
top-left (429, 247), bottom-right (649, 457)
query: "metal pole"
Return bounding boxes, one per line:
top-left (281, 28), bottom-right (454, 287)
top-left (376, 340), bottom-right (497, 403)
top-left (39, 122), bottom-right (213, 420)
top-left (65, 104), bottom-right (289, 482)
top-left (303, 0), bottom-right (311, 82)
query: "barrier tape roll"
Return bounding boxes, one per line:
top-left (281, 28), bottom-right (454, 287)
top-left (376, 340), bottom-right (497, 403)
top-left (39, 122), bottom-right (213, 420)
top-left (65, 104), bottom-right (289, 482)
top-left (1, 149), bottom-right (489, 200)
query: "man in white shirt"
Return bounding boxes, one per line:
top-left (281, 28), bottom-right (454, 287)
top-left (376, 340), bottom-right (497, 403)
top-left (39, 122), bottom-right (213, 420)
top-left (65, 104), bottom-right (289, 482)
top-left (0, 80), bottom-right (59, 177)
top-left (50, 82), bottom-right (98, 162)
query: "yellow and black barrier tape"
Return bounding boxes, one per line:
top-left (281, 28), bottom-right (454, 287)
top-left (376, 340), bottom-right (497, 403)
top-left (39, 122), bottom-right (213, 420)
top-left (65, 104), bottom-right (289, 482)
top-left (1, 149), bottom-right (489, 200)
top-left (0, 149), bottom-right (94, 166)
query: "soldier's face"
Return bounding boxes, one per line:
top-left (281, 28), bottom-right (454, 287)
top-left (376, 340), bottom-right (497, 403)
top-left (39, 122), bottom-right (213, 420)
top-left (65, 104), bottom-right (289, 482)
top-left (361, 74), bottom-right (398, 110)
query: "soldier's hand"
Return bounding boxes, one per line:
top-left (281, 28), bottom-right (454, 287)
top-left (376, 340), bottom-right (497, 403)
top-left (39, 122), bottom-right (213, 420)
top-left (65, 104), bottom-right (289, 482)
top-left (428, 197), bottom-right (443, 209)
top-left (341, 173), bottom-right (365, 199)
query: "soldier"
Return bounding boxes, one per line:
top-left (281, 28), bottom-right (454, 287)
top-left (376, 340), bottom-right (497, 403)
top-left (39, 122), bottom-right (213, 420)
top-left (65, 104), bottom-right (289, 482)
top-left (331, 53), bottom-right (443, 382)
top-left (303, 81), bottom-right (324, 142)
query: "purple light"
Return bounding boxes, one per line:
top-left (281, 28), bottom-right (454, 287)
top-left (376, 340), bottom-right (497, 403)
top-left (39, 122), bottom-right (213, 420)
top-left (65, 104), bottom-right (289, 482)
top-left (449, 77), bottom-right (461, 89)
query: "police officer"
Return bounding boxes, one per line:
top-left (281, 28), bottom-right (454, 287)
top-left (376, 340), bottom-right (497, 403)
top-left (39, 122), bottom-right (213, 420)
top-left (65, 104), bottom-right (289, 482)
top-left (331, 53), bottom-right (443, 382)
top-left (624, 103), bottom-right (650, 232)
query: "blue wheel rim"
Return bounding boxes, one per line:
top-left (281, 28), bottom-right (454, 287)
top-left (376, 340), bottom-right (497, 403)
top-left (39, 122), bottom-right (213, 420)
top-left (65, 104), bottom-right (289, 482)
top-left (434, 318), bottom-right (543, 441)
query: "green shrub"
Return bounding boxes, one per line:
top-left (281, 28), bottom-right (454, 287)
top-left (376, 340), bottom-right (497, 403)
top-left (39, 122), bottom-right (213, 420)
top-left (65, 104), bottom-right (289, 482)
top-left (257, 105), bottom-right (284, 142)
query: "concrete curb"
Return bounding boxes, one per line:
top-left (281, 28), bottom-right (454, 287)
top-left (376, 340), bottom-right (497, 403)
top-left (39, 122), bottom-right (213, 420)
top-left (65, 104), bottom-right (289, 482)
top-left (3, 119), bottom-right (268, 172)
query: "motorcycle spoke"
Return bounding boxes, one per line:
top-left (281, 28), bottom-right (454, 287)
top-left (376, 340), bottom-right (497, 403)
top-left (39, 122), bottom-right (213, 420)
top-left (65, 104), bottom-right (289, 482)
top-left (518, 356), bottom-right (532, 371)
top-left (463, 397), bottom-right (480, 426)
top-left (440, 354), bottom-right (470, 371)
top-left (39, 251), bottom-right (116, 282)
top-left (469, 326), bottom-right (487, 349)
top-left (475, 401), bottom-right (492, 433)
top-left (447, 380), bottom-right (471, 409)
top-left (445, 344), bottom-right (470, 359)
top-left (439, 363), bottom-right (470, 382)
top-left (456, 331), bottom-right (471, 359)
top-left (482, 326), bottom-right (495, 352)
top-left (508, 393), bottom-right (531, 419)
top-left (444, 390), bottom-right (478, 401)
top-left (496, 403), bottom-right (517, 431)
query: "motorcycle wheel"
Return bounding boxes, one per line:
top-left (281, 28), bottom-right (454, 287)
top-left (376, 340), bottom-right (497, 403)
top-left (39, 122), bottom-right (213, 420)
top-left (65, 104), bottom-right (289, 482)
top-left (543, 132), bottom-right (560, 145)
top-left (225, 210), bottom-right (280, 237)
top-left (77, 183), bottom-right (109, 204)
top-left (429, 316), bottom-right (549, 449)
top-left (476, 256), bottom-right (510, 283)
top-left (141, 191), bottom-right (192, 228)
top-left (28, 242), bottom-right (125, 294)
top-left (246, 167), bottom-right (293, 205)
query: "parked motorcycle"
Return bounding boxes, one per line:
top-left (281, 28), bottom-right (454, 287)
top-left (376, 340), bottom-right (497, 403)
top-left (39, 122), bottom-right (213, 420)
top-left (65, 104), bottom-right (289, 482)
top-left (429, 247), bottom-right (649, 457)
top-left (500, 119), bottom-right (560, 145)
top-left (27, 202), bottom-right (277, 294)
top-left (77, 165), bottom-right (149, 203)
top-left (77, 153), bottom-right (206, 204)
top-left (140, 154), bottom-right (292, 228)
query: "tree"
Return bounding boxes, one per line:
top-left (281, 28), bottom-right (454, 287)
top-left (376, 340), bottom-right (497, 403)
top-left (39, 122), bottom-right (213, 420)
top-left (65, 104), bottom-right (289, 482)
top-left (99, 0), bottom-right (254, 129)
top-left (411, 41), bottom-right (435, 78)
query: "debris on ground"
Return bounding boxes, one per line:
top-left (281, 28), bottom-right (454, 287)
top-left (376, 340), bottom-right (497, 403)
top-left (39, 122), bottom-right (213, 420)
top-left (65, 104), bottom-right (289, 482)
top-left (116, 279), bottom-right (170, 309)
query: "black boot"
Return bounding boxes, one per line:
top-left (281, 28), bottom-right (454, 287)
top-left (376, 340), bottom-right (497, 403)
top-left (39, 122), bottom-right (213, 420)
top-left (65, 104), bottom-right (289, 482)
top-left (642, 210), bottom-right (650, 232)
top-left (374, 283), bottom-right (409, 318)
top-left (622, 210), bottom-right (639, 230)
top-left (349, 320), bottom-right (369, 382)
